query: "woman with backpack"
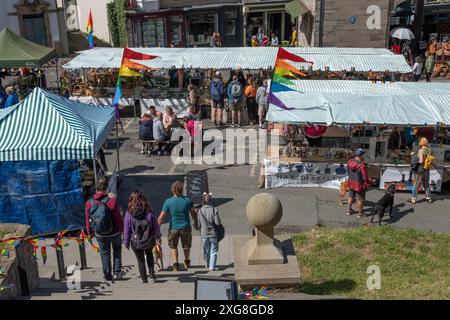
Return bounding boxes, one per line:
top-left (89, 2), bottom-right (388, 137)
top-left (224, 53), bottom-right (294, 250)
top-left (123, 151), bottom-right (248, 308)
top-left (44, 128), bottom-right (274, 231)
top-left (409, 137), bottom-right (433, 204)
top-left (194, 193), bottom-right (222, 271)
top-left (124, 190), bottom-right (161, 283)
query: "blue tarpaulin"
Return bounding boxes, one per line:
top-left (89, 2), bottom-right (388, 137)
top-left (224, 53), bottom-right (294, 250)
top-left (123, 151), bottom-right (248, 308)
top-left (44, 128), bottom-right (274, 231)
top-left (0, 160), bottom-right (84, 235)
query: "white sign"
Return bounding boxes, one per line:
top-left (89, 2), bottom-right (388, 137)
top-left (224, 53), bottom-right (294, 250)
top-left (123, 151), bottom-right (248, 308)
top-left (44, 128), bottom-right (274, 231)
top-left (379, 166), bottom-right (443, 192)
top-left (265, 160), bottom-right (348, 189)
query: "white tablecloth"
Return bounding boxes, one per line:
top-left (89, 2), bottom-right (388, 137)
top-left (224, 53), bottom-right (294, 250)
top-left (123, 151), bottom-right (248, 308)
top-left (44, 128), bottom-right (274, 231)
top-left (140, 98), bottom-right (188, 118)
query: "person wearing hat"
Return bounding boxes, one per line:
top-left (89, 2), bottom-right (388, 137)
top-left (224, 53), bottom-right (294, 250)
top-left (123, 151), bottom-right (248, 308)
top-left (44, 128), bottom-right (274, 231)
top-left (210, 71), bottom-right (224, 126)
top-left (409, 137), bottom-right (433, 204)
top-left (347, 148), bottom-right (370, 217)
top-left (4, 86), bottom-right (19, 108)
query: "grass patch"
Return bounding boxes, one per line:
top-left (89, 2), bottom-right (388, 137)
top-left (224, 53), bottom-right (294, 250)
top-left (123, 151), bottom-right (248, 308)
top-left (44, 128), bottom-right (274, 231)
top-left (293, 226), bottom-right (450, 300)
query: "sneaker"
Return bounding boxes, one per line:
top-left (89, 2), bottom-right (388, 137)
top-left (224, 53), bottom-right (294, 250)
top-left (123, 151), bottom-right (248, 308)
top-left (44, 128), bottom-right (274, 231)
top-left (184, 259), bottom-right (191, 270)
top-left (236, 123), bottom-right (241, 128)
top-left (231, 123), bottom-right (235, 128)
top-left (113, 271), bottom-right (125, 280)
top-left (208, 267), bottom-right (218, 272)
top-left (425, 198), bottom-right (432, 203)
top-left (214, 121), bottom-right (218, 126)
top-left (173, 263), bottom-right (180, 272)
top-left (141, 149), bottom-right (145, 154)
top-left (346, 209), bottom-right (355, 216)
top-left (104, 274), bottom-right (113, 281)
top-left (149, 275), bottom-right (156, 283)
top-left (163, 151), bottom-right (170, 156)
top-left (147, 150), bottom-right (151, 155)
top-left (357, 212), bottom-right (364, 218)
top-left (157, 151), bottom-right (163, 156)
top-left (219, 122), bottom-right (224, 127)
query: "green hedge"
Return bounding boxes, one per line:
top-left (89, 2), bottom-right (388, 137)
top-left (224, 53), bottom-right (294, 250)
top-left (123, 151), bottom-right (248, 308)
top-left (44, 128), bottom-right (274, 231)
top-left (107, 0), bottom-right (127, 47)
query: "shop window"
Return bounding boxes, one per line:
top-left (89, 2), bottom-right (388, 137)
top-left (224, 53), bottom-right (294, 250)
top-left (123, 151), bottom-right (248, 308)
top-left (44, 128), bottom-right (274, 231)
top-left (142, 18), bottom-right (165, 47)
top-left (224, 11), bottom-right (237, 36)
top-left (187, 12), bottom-right (216, 46)
top-left (168, 15), bottom-right (183, 45)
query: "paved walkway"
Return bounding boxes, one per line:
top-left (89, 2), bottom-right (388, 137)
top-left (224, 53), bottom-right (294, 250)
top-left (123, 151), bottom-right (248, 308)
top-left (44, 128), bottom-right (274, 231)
top-left (21, 236), bottom-right (234, 300)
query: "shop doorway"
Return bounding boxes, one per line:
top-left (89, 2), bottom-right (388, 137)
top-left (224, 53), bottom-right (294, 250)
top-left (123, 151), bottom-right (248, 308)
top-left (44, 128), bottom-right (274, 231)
top-left (247, 12), bottom-right (264, 46)
top-left (186, 11), bottom-right (217, 47)
top-left (166, 14), bottom-right (185, 47)
top-left (268, 12), bottom-right (282, 40)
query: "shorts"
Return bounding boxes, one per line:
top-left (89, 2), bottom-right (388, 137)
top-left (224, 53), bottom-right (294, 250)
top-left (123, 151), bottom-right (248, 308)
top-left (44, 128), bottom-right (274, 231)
top-left (230, 100), bottom-right (242, 112)
top-left (168, 227), bottom-right (192, 249)
top-left (212, 99), bottom-right (224, 109)
top-left (349, 189), bottom-right (366, 201)
top-left (258, 104), bottom-right (267, 117)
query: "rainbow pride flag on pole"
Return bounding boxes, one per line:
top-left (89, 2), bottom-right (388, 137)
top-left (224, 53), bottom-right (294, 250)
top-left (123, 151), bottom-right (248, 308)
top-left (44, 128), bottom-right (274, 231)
top-left (268, 47), bottom-right (313, 110)
top-left (113, 48), bottom-right (159, 122)
top-left (86, 9), bottom-right (94, 49)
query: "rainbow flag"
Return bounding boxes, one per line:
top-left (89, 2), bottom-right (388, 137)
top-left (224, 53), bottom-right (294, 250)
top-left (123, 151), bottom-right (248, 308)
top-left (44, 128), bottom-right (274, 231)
top-left (113, 48), bottom-right (159, 121)
top-left (86, 9), bottom-right (94, 49)
top-left (269, 47), bottom-right (313, 110)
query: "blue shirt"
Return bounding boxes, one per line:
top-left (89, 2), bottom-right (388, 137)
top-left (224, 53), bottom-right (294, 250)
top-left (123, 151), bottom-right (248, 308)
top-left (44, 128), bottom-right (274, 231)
top-left (0, 92), bottom-right (7, 109)
top-left (152, 119), bottom-right (167, 141)
top-left (227, 80), bottom-right (243, 102)
top-left (5, 93), bottom-right (19, 108)
top-left (162, 196), bottom-right (193, 230)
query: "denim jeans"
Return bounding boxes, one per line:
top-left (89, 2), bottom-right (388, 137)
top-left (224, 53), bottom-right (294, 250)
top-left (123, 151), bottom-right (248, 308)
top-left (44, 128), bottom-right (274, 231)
top-left (202, 237), bottom-right (219, 269)
top-left (96, 233), bottom-right (122, 279)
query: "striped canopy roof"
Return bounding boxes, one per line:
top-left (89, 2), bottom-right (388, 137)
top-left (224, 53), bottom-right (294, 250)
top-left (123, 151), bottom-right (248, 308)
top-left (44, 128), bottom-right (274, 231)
top-left (0, 88), bottom-right (116, 161)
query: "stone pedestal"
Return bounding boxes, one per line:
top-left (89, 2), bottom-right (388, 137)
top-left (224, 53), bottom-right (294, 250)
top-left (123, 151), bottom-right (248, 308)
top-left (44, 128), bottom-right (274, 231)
top-left (233, 193), bottom-right (301, 289)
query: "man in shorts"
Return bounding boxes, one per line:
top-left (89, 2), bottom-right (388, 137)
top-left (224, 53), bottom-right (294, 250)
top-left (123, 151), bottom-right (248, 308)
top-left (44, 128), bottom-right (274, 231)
top-left (256, 79), bottom-right (269, 128)
top-left (227, 75), bottom-right (243, 127)
top-left (158, 181), bottom-right (198, 271)
top-left (210, 71), bottom-right (224, 126)
top-left (347, 148), bottom-right (370, 217)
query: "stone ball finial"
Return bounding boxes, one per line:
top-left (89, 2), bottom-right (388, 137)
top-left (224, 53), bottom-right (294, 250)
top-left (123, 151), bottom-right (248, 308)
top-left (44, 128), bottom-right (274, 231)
top-left (246, 193), bottom-right (282, 228)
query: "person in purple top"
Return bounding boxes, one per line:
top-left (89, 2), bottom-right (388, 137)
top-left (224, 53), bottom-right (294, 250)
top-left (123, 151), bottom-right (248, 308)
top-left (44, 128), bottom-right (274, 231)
top-left (123, 190), bottom-right (161, 283)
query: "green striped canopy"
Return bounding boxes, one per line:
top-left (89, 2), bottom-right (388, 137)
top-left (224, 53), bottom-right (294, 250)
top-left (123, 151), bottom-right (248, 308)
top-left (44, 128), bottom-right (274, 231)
top-left (0, 88), bottom-right (116, 161)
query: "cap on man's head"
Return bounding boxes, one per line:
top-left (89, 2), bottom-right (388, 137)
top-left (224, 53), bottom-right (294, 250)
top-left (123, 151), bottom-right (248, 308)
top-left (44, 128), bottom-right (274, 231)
top-left (215, 71), bottom-right (221, 76)
top-left (355, 148), bottom-right (365, 157)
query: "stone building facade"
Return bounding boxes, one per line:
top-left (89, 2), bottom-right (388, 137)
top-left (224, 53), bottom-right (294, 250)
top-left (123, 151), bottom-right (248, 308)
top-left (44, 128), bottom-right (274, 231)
top-left (298, 0), bottom-right (394, 48)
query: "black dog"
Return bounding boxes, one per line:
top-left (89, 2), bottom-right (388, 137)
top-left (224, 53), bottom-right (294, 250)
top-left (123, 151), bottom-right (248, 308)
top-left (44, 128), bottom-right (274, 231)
top-left (370, 184), bottom-right (396, 225)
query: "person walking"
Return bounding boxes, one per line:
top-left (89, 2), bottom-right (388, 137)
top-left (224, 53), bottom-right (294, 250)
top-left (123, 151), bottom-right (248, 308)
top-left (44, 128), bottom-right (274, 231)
top-left (194, 193), bottom-right (222, 271)
top-left (210, 71), bottom-right (224, 126)
top-left (409, 137), bottom-right (433, 204)
top-left (244, 77), bottom-right (258, 125)
top-left (424, 52), bottom-right (435, 83)
top-left (158, 181), bottom-right (198, 271)
top-left (255, 79), bottom-right (268, 128)
top-left (411, 57), bottom-right (423, 82)
top-left (227, 75), bottom-right (243, 127)
top-left (123, 190), bottom-right (161, 283)
top-left (85, 179), bottom-right (124, 281)
top-left (347, 149), bottom-right (370, 217)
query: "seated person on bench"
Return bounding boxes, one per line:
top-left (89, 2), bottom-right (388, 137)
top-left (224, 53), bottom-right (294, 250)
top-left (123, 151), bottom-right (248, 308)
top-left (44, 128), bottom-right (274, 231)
top-left (139, 111), bottom-right (154, 154)
top-left (153, 111), bottom-right (170, 156)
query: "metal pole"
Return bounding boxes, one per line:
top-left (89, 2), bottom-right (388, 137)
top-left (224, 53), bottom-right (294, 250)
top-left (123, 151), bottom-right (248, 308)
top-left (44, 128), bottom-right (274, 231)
top-left (93, 156), bottom-right (98, 187)
top-left (78, 242), bottom-right (88, 270)
top-left (55, 247), bottom-right (66, 281)
top-left (116, 122), bottom-right (121, 173)
top-left (55, 58), bottom-right (60, 92)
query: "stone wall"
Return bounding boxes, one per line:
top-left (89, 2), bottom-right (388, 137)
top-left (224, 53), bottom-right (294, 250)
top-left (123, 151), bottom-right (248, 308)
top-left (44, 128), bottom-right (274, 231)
top-left (321, 0), bottom-right (392, 48)
top-left (0, 224), bottom-right (39, 300)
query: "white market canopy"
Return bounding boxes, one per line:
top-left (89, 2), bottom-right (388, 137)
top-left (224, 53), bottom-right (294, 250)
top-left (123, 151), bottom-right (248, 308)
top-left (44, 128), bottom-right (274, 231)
top-left (0, 88), bottom-right (116, 161)
top-left (266, 80), bottom-right (450, 126)
top-left (63, 47), bottom-right (413, 73)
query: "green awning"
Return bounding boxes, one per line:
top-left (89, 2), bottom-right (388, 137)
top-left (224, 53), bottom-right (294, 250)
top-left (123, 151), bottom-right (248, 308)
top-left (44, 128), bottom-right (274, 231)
top-left (285, 0), bottom-right (309, 23)
top-left (0, 28), bottom-right (56, 68)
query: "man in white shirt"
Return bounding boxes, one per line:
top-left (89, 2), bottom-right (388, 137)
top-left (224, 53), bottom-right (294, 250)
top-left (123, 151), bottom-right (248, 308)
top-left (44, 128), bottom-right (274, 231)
top-left (411, 57), bottom-right (423, 82)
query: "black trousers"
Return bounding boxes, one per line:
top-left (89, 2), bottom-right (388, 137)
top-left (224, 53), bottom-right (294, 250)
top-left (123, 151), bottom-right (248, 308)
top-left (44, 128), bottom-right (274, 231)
top-left (246, 97), bottom-right (257, 122)
top-left (306, 136), bottom-right (323, 148)
top-left (132, 246), bottom-right (155, 282)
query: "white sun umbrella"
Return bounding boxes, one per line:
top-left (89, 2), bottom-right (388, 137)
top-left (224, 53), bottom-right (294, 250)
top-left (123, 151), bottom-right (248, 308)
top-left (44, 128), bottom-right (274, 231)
top-left (391, 28), bottom-right (415, 40)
